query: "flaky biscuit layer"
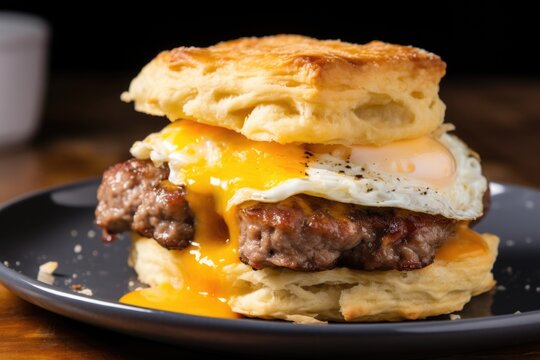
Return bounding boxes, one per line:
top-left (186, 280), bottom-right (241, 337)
top-left (122, 35), bottom-right (446, 145)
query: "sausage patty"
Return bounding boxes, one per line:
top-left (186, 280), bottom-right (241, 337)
top-left (96, 159), bottom-right (458, 271)
top-left (95, 159), bottom-right (194, 250)
top-left (237, 196), bottom-right (455, 271)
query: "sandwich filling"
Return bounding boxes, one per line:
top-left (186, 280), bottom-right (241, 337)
top-left (95, 120), bottom-right (488, 318)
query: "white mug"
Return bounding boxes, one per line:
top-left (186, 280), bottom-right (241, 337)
top-left (0, 12), bottom-right (48, 146)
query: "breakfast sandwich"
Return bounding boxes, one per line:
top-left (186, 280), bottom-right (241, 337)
top-left (95, 35), bottom-right (498, 322)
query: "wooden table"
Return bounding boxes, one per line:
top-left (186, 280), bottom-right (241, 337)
top-left (0, 76), bottom-right (539, 359)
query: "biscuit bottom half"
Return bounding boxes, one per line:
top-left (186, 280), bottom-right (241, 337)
top-left (127, 231), bottom-right (498, 323)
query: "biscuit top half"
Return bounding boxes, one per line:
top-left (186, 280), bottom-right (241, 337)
top-left (122, 35), bottom-right (447, 145)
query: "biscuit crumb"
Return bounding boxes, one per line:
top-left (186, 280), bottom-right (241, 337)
top-left (39, 261), bottom-right (58, 274)
top-left (37, 261), bottom-right (58, 285)
top-left (70, 284), bottom-right (93, 296)
top-left (78, 288), bottom-right (93, 296)
top-left (449, 314), bottom-right (461, 320)
top-left (285, 315), bottom-right (328, 324)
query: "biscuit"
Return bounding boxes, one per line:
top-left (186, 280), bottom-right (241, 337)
top-left (129, 232), bottom-right (498, 322)
top-left (122, 35), bottom-right (446, 145)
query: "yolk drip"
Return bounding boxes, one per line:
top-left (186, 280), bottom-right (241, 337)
top-left (120, 282), bottom-right (237, 318)
top-left (435, 224), bottom-right (488, 262)
top-left (163, 120), bottom-right (308, 214)
top-left (119, 121), bottom-right (477, 319)
top-left (120, 120), bottom-right (307, 318)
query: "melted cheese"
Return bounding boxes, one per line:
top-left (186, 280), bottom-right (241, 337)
top-left (120, 282), bottom-right (238, 318)
top-left (119, 121), bottom-right (482, 319)
top-left (120, 192), bottom-right (240, 318)
top-left (121, 121), bottom-right (307, 318)
top-left (153, 120), bottom-right (308, 213)
top-left (121, 223), bottom-right (488, 318)
top-left (435, 224), bottom-right (488, 262)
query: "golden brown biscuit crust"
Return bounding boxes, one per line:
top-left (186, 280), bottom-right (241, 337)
top-left (129, 232), bottom-right (498, 322)
top-left (169, 35), bottom-right (445, 84)
top-left (122, 35), bottom-right (447, 145)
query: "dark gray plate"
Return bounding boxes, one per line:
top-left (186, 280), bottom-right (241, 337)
top-left (0, 180), bottom-right (540, 355)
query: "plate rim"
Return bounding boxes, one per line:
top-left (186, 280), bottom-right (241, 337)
top-left (1, 179), bottom-right (540, 336)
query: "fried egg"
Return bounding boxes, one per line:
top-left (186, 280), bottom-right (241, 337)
top-left (124, 119), bottom-right (487, 318)
top-left (130, 120), bottom-right (486, 220)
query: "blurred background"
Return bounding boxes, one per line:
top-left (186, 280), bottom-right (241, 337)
top-left (0, 2), bottom-right (538, 201)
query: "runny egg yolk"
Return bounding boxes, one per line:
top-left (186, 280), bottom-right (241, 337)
top-left (349, 137), bottom-right (457, 188)
top-left (120, 120), bottom-right (307, 318)
top-left (120, 121), bottom-right (478, 319)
